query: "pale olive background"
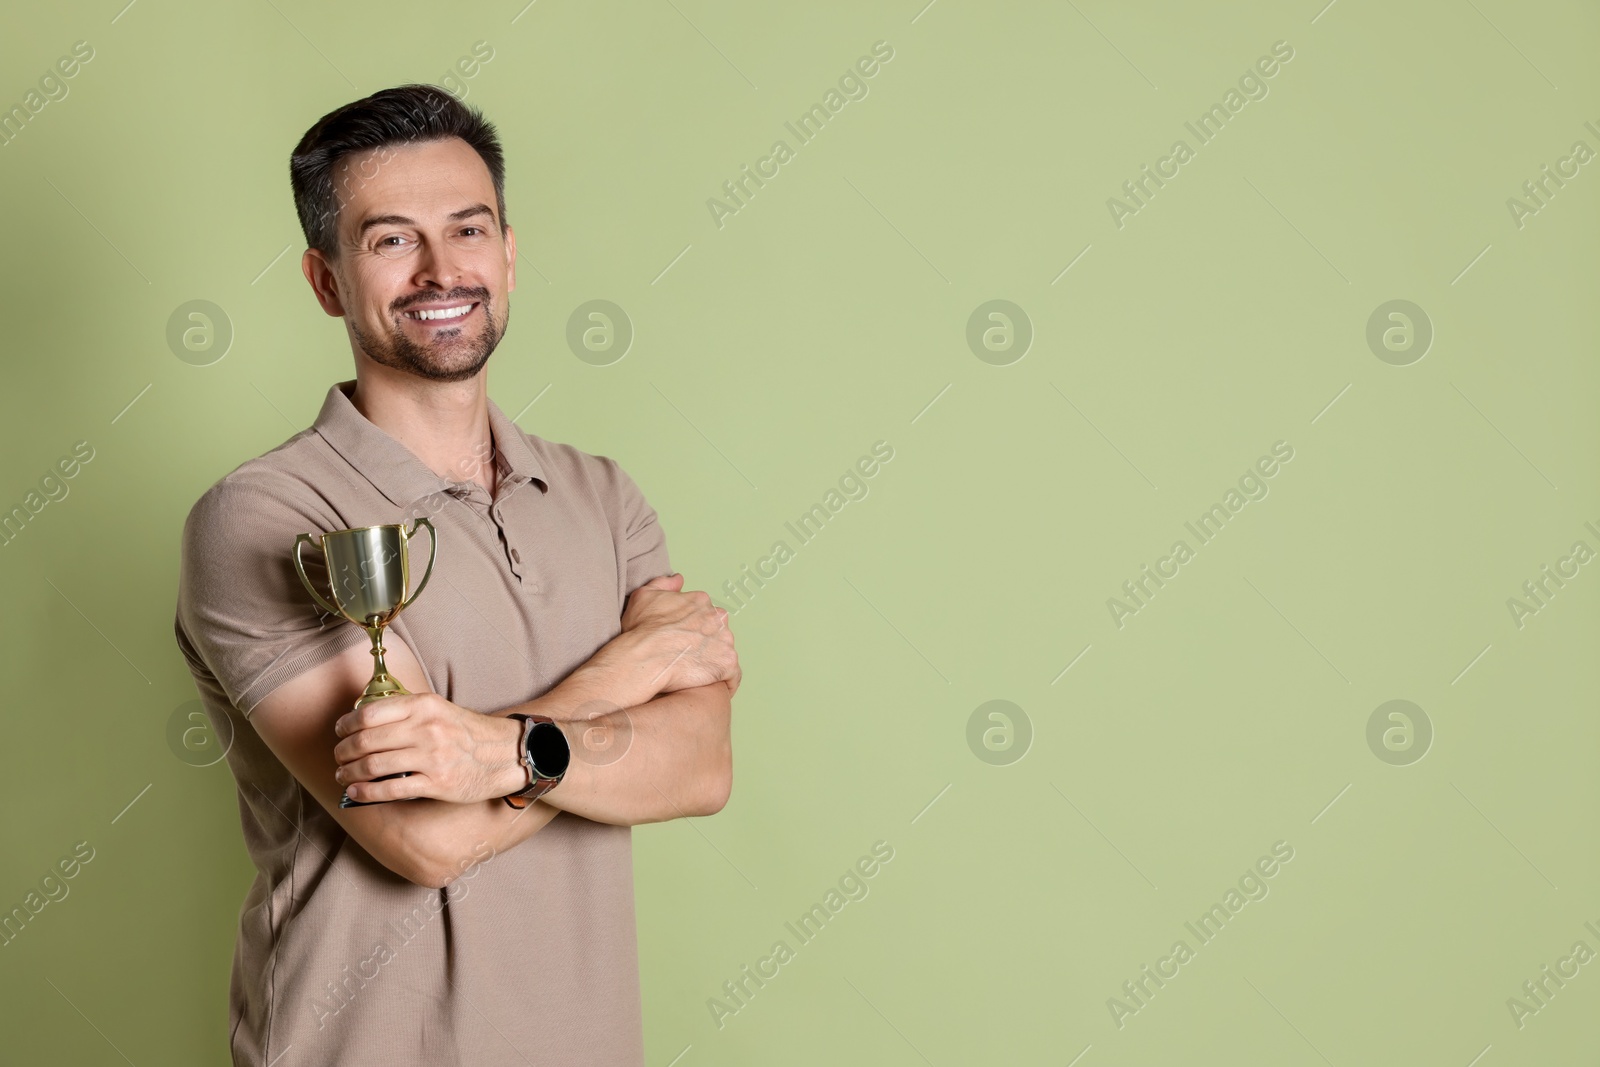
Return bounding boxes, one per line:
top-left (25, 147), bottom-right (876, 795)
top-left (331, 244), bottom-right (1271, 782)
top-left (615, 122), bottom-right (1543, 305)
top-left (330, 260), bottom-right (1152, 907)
top-left (1, 1), bottom-right (1596, 1064)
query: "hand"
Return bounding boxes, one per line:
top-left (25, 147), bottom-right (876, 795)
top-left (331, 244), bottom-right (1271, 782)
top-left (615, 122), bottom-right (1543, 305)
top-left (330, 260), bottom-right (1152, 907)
top-left (331, 693), bottom-right (525, 805)
top-left (618, 573), bottom-right (741, 697)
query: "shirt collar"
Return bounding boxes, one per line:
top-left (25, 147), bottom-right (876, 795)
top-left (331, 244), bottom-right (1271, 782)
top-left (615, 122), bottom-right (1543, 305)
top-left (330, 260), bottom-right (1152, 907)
top-left (312, 379), bottom-right (548, 511)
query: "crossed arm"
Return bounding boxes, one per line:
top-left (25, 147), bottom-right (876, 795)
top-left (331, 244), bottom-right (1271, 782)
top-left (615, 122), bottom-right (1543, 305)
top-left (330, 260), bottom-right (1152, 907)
top-left (249, 574), bottom-right (739, 888)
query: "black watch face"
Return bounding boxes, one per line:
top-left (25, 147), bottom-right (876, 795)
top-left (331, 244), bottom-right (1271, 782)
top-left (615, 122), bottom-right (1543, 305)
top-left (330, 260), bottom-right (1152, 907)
top-left (527, 721), bottom-right (571, 778)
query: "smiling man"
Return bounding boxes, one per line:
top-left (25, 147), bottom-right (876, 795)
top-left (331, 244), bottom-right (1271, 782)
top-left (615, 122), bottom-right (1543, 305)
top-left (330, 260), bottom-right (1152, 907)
top-left (173, 84), bottom-right (739, 1067)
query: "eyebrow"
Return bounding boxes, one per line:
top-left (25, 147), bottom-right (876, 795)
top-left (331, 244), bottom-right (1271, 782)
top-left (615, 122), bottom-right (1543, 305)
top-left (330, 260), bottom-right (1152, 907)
top-left (354, 203), bottom-right (496, 240)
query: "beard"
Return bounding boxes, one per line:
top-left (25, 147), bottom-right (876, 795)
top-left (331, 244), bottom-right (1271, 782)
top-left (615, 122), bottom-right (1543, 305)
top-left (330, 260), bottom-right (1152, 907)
top-left (352, 289), bottom-right (506, 384)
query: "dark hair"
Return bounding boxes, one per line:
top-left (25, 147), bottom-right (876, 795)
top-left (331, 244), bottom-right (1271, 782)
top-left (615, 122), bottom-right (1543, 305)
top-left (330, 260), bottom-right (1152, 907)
top-left (289, 83), bottom-right (508, 260)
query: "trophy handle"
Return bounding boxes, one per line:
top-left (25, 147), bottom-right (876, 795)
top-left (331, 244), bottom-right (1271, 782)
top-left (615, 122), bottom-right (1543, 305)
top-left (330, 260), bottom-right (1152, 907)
top-left (293, 534), bottom-right (348, 621)
top-left (397, 517), bottom-right (437, 613)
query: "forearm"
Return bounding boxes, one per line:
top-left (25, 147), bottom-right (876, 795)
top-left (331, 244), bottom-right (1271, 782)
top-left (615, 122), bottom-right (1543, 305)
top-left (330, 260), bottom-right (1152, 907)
top-left (384, 680), bottom-right (732, 883)
top-left (524, 679), bottom-right (733, 825)
top-left (379, 791), bottom-right (562, 887)
top-left (523, 627), bottom-right (690, 718)
top-left (371, 639), bottom-right (732, 883)
top-left (483, 626), bottom-right (735, 822)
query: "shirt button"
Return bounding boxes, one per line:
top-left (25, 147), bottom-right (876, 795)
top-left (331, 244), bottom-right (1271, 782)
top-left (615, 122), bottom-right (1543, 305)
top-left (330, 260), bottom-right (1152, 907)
top-left (511, 548), bottom-right (521, 563)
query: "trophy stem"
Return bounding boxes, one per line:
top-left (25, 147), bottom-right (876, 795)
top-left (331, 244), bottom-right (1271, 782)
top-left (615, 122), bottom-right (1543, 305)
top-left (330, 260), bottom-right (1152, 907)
top-left (357, 617), bottom-right (411, 708)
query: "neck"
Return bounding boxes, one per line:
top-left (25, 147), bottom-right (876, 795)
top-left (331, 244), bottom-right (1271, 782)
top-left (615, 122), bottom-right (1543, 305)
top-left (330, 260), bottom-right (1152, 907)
top-left (346, 365), bottom-right (497, 494)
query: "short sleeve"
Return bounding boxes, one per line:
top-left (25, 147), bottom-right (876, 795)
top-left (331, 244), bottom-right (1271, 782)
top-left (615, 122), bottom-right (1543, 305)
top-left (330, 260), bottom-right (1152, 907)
top-left (174, 479), bottom-right (368, 717)
top-left (595, 455), bottom-right (671, 597)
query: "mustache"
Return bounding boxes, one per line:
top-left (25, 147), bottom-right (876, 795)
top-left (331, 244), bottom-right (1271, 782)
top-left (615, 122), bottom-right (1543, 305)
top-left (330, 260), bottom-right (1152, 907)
top-left (394, 289), bottom-right (490, 314)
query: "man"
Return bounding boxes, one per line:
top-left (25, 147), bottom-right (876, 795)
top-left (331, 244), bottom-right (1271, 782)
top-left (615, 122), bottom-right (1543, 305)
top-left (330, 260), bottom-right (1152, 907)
top-left (174, 83), bottom-right (739, 1067)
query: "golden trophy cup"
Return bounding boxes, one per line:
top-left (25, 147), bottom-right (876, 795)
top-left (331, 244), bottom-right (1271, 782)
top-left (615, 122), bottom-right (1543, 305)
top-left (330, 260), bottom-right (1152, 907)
top-left (293, 519), bottom-right (437, 807)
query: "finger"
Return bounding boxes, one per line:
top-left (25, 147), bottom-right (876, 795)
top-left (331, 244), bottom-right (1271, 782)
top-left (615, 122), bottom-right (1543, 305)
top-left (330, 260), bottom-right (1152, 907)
top-left (337, 748), bottom-right (418, 786)
top-left (344, 771), bottom-right (435, 805)
top-left (332, 720), bottom-right (412, 764)
top-left (334, 696), bottom-right (415, 738)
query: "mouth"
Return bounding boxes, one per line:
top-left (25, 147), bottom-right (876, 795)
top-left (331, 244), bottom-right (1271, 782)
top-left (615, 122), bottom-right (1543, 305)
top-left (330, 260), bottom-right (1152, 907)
top-left (402, 301), bottom-right (480, 326)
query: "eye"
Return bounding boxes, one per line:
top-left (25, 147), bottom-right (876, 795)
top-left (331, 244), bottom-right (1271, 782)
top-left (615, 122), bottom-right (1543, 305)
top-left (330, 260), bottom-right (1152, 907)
top-left (372, 234), bottom-right (414, 258)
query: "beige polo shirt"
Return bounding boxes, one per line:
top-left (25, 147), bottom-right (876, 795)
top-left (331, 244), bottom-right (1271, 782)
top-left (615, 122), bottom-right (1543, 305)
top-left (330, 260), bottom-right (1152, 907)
top-left (174, 379), bottom-right (669, 1067)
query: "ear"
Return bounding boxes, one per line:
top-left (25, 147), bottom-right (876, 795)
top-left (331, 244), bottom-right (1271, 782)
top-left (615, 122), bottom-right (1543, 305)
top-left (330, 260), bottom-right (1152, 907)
top-left (503, 223), bottom-right (517, 295)
top-left (302, 248), bottom-right (347, 317)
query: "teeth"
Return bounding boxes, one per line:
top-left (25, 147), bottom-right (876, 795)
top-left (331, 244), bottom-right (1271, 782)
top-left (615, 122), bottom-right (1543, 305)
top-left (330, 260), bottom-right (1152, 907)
top-left (408, 304), bottom-right (473, 321)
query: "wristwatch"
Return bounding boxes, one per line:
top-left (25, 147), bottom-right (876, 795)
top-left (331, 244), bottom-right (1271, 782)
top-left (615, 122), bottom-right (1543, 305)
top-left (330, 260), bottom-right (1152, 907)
top-left (502, 713), bottom-right (571, 809)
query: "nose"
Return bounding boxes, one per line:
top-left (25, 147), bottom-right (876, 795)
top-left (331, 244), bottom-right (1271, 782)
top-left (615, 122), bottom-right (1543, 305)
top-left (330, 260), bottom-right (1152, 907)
top-left (413, 237), bottom-right (466, 291)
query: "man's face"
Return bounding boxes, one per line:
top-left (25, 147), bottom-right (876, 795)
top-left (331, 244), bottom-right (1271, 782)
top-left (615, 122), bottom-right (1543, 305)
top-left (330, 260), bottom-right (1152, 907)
top-left (303, 137), bottom-right (515, 383)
